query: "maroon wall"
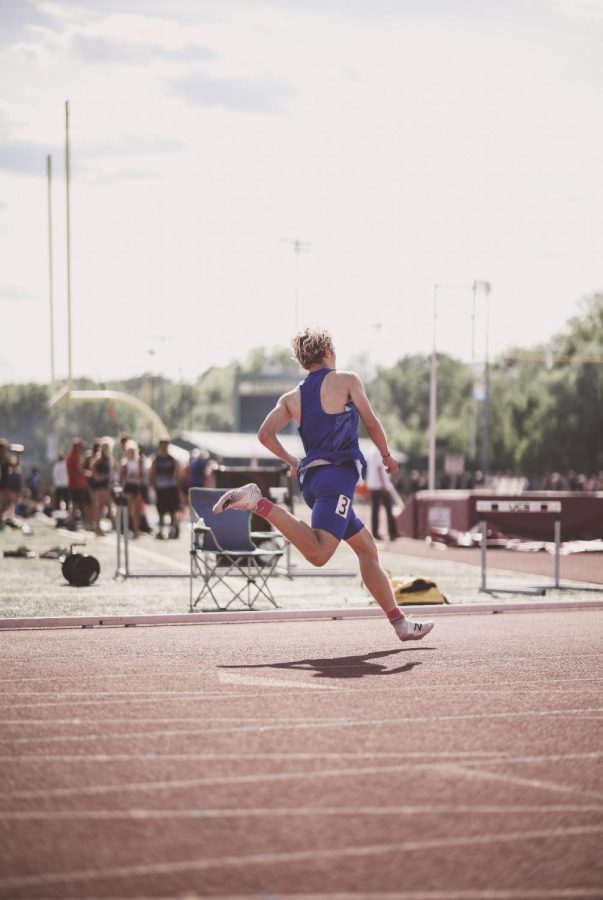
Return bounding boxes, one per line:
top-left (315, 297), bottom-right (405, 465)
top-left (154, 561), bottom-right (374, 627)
top-left (397, 491), bottom-right (603, 541)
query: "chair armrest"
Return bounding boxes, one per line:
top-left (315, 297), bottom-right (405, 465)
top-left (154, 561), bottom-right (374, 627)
top-left (192, 521), bottom-right (210, 549)
top-left (268, 486), bottom-right (289, 503)
top-left (251, 528), bottom-right (288, 540)
top-left (251, 529), bottom-right (289, 550)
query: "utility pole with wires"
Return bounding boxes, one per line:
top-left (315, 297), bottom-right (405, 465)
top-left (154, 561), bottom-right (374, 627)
top-left (281, 237), bottom-right (310, 331)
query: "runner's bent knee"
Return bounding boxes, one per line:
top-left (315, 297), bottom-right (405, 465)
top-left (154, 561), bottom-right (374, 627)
top-left (306, 529), bottom-right (338, 566)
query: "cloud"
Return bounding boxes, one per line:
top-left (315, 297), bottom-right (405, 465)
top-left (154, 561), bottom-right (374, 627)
top-left (87, 167), bottom-right (162, 183)
top-left (547, 0), bottom-right (603, 23)
top-left (0, 284), bottom-right (33, 301)
top-left (69, 33), bottom-right (216, 65)
top-left (167, 71), bottom-right (295, 114)
top-left (0, 0), bottom-right (58, 47)
top-left (36, 0), bottom-right (220, 26)
top-left (76, 135), bottom-right (185, 182)
top-left (80, 136), bottom-right (186, 159)
top-left (0, 132), bottom-right (185, 178)
top-left (0, 140), bottom-right (56, 176)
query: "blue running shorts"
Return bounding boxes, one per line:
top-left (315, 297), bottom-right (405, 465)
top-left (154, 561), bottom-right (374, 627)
top-left (301, 462), bottom-right (365, 541)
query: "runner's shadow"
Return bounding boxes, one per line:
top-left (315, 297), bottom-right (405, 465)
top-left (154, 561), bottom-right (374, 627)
top-left (219, 648), bottom-right (424, 680)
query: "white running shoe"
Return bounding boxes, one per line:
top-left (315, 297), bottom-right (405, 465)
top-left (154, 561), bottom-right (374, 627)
top-left (394, 616), bottom-right (434, 642)
top-left (212, 483), bottom-right (262, 513)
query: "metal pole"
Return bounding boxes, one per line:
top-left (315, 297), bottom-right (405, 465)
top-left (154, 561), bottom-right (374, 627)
top-left (65, 100), bottom-right (73, 391)
top-left (554, 516), bottom-right (561, 588)
top-left (46, 155), bottom-right (55, 391)
top-left (428, 285), bottom-right (438, 490)
top-left (123, 506), bottom-right (130, 578)
top-left (480, 519), bottom-right (487, 591)
top-left (471, 281), bottom-right (477, 361)
top-left (481, 282), bottom-right (491, 476)
top-left (282, 238), bottom-right (310, 331)
top-left (294, 245), bottom-right (299, 331)
top-left (115, 503), bottom-right (122, 577)
top-left (469, 281), bottom-right (478, 461)
top-left (370, 322), bottom-right (383, 415)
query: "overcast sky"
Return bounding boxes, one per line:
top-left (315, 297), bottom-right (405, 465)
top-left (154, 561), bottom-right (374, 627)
top-left (1, 0), bottom-right (602, 384)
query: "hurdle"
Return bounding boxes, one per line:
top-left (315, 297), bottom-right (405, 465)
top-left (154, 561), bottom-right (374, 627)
top-left (477, 499), bottom-right (603, 596)
top-left (115, 501), bottom-right (188, 580)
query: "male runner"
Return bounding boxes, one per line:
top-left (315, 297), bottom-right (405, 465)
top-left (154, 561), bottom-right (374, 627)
top-left (213, 327), bottom-right (434, 643)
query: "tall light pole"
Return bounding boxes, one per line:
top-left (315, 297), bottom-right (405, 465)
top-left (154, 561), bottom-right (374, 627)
top-left (282, 237), bottom-right (310, 331)
top-left (428, 285), bottom-right (439, 491)
top-left (428, 283), bottom-right (474, 490)
top-left (46, 155), bottom-right (55, 392)
top-left (473, 280), bottom-right (492, 475)
top-left (370, 321), bottom-right (383, 414)
top-left (65, 100), bottom-right (73, 391)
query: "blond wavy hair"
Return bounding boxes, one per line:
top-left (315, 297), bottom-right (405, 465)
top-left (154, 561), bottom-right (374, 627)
top-left (291, 328), bottom-right (334, 370)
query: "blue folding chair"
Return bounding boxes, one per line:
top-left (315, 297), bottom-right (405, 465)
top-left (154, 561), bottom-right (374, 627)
top-left (189, 487), bottom-right (285, 611)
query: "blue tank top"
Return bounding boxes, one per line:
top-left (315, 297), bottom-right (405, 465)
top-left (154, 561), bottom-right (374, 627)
top-left (297, 368), bottom-right (366, 481)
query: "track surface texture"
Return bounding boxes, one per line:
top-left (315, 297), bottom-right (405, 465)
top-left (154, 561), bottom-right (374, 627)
top-left (1, 610), bottom-right (602, 899)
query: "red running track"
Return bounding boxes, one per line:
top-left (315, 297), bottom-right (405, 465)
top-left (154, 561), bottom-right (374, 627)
top-left (0, 609), bottom-right (602, 899)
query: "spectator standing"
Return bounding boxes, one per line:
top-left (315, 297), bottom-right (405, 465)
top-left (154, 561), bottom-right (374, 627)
top-left (89, 438), bottom-right (115, 536)
top-left (7, 456), bottom-right (23, 515)
top-left (52, 454), bottom-right (70, 511)
top-left (0, 438), bottom-right (11, 521)
top-left (150, 439), bottom-right (181, 539)
top-left (65, 438), bottom-right (91, 530)
top-left (365, 446), bottom-right (398, 541)
top-left (25, 467), bottom-right (44, 505)
top-left (188, 448), bottom-right (210, 488)
top-left (120, 440), bottom-right (145, 538)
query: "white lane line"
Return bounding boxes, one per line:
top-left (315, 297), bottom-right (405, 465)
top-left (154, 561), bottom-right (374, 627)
top-left (0, 763), bottom-right (446, 800)
top-left (0, 716), bottom-right (344, 725)
top-left (438, 764), bottom-right (603, 802)
top-left (1, 706), bottom-right (602, 746)
top-left (1, 749), bottom-right (587, 763)
top-left (218, 671), bottom-right (337, 690)
top-left (2, 675), bottom-right (601, 692)
top-left (146, 890), bottom-right (603, 899)
top-left (4, 690), bottom-right (597, 713)
top-left (0, 751), bottom-right (599, 765)
top-left (0, 690), bottom-right (255, 698)
top-left (177, 890), bottom-right (603, 899)
top-left (0, 692), bottom-right (296, 708)
top-left (1, 802), bottom-right (601, 822)
top-left (3, 758), bottom-right (603, 802)
top-left (112, 542), bottom-right (189, 572)
top-left (0, 826), bottom-right (600, 891)
top-left (0, 752), bottom-right (507, 764)
top-left (0, 689), bottom-right (598, 712)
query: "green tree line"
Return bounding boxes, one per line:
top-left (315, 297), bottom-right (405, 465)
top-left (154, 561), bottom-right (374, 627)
top-left (1, 294), bottom-right (601, 479)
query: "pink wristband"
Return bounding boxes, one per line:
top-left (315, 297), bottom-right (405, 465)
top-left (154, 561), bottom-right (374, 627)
top-left (255, 497), bottom-right (273, 518)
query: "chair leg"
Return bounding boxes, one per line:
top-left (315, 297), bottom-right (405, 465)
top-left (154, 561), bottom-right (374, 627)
top-left (189, 550), bottom-right (282, 611)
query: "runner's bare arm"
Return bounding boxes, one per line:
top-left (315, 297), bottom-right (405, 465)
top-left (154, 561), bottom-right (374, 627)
top-left (258, 393), bottom-right (300, 476)
top-left (347, 373), bottom-right (399, 475)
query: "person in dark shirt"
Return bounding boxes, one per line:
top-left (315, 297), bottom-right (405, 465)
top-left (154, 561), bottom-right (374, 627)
top-left (89, 438), bottom-right (115, 535)
top-left (150, 439), bottom-right (181, 539)
top-left (0, 438), bottom-right (11, 521)
top-left (65, 438), bottom-right (91, 529)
